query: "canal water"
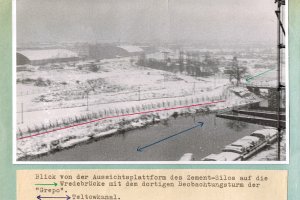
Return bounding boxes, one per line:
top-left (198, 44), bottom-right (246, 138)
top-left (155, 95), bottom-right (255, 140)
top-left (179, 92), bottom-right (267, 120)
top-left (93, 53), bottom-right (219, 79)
top-left (33, 112), bottom-right (265, 161)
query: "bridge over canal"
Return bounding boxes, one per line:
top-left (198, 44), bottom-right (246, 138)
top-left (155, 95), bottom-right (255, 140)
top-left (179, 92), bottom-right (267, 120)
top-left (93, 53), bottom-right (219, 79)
top-left (217, 84), bottom-right (286, 129)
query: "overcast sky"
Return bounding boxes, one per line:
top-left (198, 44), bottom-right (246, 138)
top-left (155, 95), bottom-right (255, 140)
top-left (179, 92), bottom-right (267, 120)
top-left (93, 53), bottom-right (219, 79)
top-left (17, 0), bottom-right (278, 45)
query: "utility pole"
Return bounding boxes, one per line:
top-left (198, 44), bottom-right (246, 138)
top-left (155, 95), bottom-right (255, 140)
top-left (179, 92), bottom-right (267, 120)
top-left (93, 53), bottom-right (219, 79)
top-left (179, 51), bottom-right (184, 73)
top-left (86, 91), bottom-right (89, 111)
top-left (21, 102), bottom-right (23, 124)
top-left (193, 82), bottom-right (196, 95)
top-left (19, 73), bottom-right (23, 123)
top-left (232, 56), bottom-right (240, 86)
top-left (214, 75), bottom-right (216, 88)
top-left (138, 86), bottom-right (141, 101)
top-left (275, 0), bottom-right (285, 161)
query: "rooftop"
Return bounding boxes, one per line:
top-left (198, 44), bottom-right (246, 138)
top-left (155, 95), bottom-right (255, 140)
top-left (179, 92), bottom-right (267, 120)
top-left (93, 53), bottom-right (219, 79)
top-left (17, 49), bottom-right (79, 61)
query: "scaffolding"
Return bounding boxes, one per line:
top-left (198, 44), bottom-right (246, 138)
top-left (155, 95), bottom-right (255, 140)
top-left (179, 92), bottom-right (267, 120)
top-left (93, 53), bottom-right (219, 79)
top-left (275, 0), bottom-right (285, 161)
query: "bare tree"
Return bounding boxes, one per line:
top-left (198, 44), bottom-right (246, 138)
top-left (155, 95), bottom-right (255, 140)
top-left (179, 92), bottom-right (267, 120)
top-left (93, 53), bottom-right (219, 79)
top-left (228, 56), bottom-right (247, 86)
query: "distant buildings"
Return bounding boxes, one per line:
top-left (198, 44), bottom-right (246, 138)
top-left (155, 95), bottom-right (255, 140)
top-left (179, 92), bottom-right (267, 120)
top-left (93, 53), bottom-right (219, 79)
top-left (88, 44), bottom-right (144, 60)
top-left (16, 44), bottom-right (153, 66)
top-left (17, 49), bottom-right (79, 65)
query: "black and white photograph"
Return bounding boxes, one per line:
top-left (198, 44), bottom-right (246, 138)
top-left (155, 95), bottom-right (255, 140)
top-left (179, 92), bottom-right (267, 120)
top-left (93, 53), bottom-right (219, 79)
top-left (14, 0), bottom-right (287, 163)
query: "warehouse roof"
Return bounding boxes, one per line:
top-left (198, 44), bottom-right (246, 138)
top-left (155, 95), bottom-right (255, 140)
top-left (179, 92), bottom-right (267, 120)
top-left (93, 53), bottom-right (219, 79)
top-left (17, 49), bottom-right (78, 61)
top-left (117, 45), bottom-right (144, 53)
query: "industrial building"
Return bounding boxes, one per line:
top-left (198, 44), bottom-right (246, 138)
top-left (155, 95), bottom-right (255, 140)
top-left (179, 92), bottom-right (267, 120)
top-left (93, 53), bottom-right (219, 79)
top-left (17, 49), bottom-right (79, 65)
top-left (88, 44), bottom-right (144, 59)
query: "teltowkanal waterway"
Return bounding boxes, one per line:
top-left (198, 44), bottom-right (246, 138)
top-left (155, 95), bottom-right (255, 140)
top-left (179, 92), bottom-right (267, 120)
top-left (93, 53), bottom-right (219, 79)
top-left (32, 110), bottom-right (265, 161)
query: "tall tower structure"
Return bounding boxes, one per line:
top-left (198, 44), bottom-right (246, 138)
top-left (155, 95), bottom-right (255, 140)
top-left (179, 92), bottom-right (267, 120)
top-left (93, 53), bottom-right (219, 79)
top-left (162, 51), bottom-right (170, 63)
top-left (275, 0), bottom-right (285, 161)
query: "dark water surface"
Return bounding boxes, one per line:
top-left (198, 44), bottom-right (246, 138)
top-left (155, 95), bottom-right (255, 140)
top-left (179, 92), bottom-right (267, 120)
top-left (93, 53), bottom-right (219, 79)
top-left (33, 112), bottom-right (265, 161)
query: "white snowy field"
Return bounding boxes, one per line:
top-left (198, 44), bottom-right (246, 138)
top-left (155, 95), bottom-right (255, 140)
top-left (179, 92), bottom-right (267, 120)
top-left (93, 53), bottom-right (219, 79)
top-left (16, 55), bottom-right (279, 160)
top-left (16, 57), bottom-right (229, 131)
top-left (16, 91), bottom-right (259, 160)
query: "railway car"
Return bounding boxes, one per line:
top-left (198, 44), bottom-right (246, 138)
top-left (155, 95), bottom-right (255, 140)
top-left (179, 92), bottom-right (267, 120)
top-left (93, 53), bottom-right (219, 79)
top-left (201, 152), bottom-right (241, 161)
top-left (250, 128), bottom-right (278, 144)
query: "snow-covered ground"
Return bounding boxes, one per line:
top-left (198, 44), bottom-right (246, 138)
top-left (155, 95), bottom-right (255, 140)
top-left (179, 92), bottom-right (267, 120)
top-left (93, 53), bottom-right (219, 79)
top-left (16, 87), bottom-right (260, 160)
top-left (16, 54), bottom-right (280, 160)
top-left (16, 57), bottom-right (230, 131)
